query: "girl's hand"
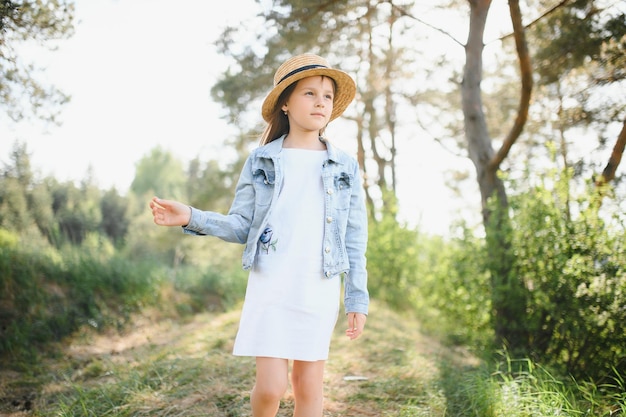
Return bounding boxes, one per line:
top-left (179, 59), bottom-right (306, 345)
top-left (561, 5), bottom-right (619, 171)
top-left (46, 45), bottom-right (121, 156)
top-left (149, 196), bottom-right (192, 227)
top-left (345, 312), bottom-right (367, 340)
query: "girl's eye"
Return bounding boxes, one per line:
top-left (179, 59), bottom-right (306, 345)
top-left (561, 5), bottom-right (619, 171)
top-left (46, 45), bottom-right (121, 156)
top-left (325, 94), bottom-right (334, 100)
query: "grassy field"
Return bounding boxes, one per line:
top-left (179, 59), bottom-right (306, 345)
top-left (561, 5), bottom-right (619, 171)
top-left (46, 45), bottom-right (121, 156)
top-left (0, 300), bottom-right (479, 416)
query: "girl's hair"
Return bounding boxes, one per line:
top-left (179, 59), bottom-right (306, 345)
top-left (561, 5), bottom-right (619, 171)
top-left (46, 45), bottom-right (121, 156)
top-left (259, 76), bottom-right (335, 145)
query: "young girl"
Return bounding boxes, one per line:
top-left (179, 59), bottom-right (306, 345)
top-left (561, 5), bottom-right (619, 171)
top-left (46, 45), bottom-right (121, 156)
top-left (149, 53), bottom-right (369, 417)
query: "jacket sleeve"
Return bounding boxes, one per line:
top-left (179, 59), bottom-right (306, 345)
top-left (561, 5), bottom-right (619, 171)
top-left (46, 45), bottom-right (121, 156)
top-left (182, 156), bottom-right (255, 244)
top-left (343, 160), bottom-right (370, 315)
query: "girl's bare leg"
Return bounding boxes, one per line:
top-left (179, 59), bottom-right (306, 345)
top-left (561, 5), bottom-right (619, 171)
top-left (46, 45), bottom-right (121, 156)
top-left (251, 357), bottom-right (289, 417)
top-left (291, 360), bottom-right (325, 417)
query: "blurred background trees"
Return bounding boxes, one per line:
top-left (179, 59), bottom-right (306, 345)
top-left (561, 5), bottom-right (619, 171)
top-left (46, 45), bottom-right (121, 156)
top-left (0, 0), bottom-right (75, 123)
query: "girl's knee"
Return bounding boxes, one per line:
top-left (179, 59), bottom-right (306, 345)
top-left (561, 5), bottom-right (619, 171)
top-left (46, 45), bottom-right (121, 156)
top-left (253, 357), bottom-right (289, 402)
top-left (252, 379), bottom-right (288, 402)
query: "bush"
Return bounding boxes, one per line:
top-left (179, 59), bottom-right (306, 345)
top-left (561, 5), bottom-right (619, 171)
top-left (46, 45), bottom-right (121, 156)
top-left (0, 244), bottom-right (159, 363)
top-left (366, 214), bottom-right (493, 350)
top-left (366, 214), bottom-right (421, 311)
top-left (170, 265), bottom-right (247, 315)
top-left (416, 225), bottom-right (493, 349)
top-left (509, 181), bottom-right (626, 382)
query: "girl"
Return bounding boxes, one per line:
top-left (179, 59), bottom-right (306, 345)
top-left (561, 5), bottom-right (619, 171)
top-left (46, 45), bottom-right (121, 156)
top-left (149, 53), bottom-right (369, 417)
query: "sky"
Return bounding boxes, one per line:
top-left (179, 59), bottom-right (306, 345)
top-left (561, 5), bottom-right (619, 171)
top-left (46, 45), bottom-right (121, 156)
top-left (0, 0), bottom-right (504, 236)
top-left (1, 0), bottom-right (246, 184)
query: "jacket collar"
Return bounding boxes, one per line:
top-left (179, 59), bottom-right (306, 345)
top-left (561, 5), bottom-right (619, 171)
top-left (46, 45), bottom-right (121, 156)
top-left (258, 134), bottom-right (342, 164)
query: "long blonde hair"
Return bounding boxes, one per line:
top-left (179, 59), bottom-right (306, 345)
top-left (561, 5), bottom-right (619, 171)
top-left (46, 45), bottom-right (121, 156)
top-left (259, 77), bottom-right (334, 145)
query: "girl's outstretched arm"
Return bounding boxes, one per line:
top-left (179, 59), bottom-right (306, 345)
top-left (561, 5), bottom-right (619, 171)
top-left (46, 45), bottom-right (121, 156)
top-left (149, 196), bottom-right (192, 227)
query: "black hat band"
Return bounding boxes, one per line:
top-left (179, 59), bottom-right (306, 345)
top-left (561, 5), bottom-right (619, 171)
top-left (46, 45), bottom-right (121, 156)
top-left (277, 64), bottom-right (328, 85)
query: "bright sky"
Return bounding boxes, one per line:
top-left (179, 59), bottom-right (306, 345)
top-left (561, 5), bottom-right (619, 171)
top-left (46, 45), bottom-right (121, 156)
top-left (0, 0), bottom-right (245, 183)
top-left (0, 0), bottom-right (502, 236)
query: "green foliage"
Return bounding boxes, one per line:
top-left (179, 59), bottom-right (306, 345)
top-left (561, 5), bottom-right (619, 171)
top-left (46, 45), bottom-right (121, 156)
top-left (533, 0), bottom-right (626, 85)
top-left (415, 225), bottom-right (493, 350)
top-left (0, 143), bottom-right (32, 231)
top-left (442, 352), bottom-right (626, 416)
top-left (0, 0), bottom-right (74, 122)
top-left (0, 227), bottom-right (18, 248)
top-left (170, 266), bottom-right (247, 316)
top-left (508, 173), bottom-right (626, 381)
top-left (0, 175), bottom-right (29, 229)
top-left (0, 141), bottom-right (131, 248)
top-left (185, 157), bottom-right (241, 214)
top-left (485, 194), bottom-right (531, 354)
top-left (51, 180), bottom-right (103, 245)
top-left (0, 140), bottom-right (256, 369)
top-left (130, 147), bottom-right (187, 201)
top-left (0, 244), bottom-right (159, 364)
top-left (443, 355), bottom-right (584, 417)
top-left (575, 367), bottom-right (626, 416)
top-left (99, 187), bottom-right (130, 246)
top-left (366, 213), bottom-right (421, 311)
top-left (365, 214), bottom-right (493, 351)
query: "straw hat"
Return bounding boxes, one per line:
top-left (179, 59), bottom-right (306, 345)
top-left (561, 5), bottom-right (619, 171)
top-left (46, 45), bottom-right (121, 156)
top-left (261, 53), bottom-right (356, 123)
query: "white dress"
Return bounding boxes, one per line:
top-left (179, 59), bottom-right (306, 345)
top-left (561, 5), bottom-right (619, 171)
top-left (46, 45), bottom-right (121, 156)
top-left (232, 148), bottom-right (341, 361)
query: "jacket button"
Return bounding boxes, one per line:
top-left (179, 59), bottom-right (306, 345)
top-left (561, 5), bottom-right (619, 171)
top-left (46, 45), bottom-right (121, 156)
top-left (325, 246), bottom-right (331, 253)
top-left (327, 188), bottom-right (334, 195)
top-left (326, 216), bottom-right (333, 223)
top-left (325, 271), bottom-right (332, 277)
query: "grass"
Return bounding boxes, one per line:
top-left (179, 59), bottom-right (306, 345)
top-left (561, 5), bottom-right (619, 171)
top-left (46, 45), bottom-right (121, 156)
top-left (1, 301), bottom-right (466, 416)
top-left (1, 300), bottom-right (624, 416)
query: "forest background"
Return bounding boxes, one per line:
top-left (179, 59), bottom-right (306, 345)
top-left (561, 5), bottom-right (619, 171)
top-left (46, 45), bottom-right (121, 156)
top-left (1, 0), bottom-right (626, 415)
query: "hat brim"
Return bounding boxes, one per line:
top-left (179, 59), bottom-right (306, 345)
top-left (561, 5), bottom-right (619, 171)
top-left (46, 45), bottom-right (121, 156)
top-left (261, 67), bottom-right (356, 123)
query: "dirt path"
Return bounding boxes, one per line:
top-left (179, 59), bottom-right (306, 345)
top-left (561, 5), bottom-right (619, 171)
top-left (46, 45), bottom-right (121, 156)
top-left (1, 302), bottom-right (478, 416)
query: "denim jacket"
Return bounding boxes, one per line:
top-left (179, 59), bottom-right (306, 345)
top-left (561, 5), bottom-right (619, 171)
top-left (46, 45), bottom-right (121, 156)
top-left (183, 135), bottom-right (369, 315)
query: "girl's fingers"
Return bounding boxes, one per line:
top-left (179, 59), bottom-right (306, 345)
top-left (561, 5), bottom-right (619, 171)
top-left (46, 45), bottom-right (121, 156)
top-left (346, 313), bottom-right (365, 340)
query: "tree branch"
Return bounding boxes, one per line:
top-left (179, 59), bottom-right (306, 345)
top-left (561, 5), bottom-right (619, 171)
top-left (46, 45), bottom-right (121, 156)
top-left (388, 2), bottom-right (465, 47)
top-left (494, 0), bottom-right (572, 42)
top-left (488, 0), bottom-right (532, 171)
top-left (597, 117), bottom-right (626, 186)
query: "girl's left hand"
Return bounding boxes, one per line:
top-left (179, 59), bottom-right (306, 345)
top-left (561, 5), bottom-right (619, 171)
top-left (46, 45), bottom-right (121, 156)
top-left (345, 312), bottom-right (367, 340)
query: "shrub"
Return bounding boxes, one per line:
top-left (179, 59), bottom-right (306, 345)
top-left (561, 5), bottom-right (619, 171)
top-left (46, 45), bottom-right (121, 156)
top-left (0, 244), bottom-right (159, 363)
top-left (509, 181), bottom-right (626, 381)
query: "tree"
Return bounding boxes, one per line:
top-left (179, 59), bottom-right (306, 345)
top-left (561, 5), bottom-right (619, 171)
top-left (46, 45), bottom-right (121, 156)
top-left (130, 147), bottom-right (187, 201)
top-left (50, 179), bottom-right (101, 245)
top-left (531, 0), bottom-right (626, 195)
top-left (185, 156), bottom-right (240, 213)
top-left (459, 0), bottom-right (533, 351)
top-left (460, 0), bottom-right (625, 352)
top-left (0, 141), bottom-right (39, 232)
top-left (0, 0), bottom-right (75, 123)
top-left (100, 187), bottom-right (129, 246)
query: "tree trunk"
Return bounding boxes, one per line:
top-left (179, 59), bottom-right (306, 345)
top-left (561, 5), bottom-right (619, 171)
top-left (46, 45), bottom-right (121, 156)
top-left (462, 0), bottom-right (529, 351)
top-left (463, 0), bottom-right (507, 220)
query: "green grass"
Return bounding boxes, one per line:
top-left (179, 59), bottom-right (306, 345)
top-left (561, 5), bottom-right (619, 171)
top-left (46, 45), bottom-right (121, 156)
top-left (1, 301), bottom-right (624, 416)
top-left (0, 245), bottom-right (159, 364)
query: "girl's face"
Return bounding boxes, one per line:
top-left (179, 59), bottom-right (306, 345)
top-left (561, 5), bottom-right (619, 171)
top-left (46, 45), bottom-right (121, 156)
top-left (281, 76), bottom-right (335, 134)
